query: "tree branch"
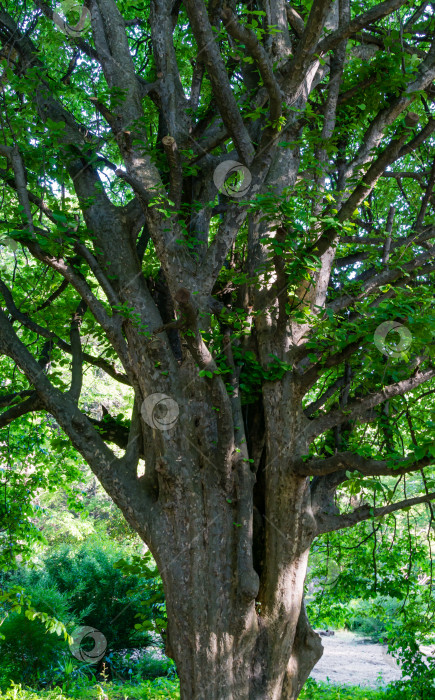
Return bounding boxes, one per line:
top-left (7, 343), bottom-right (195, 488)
top-left (0, 277), bottom-right (130, 385)
top-left (183, 0), bottom-right (254, 163)
top-left (222, 6), bottom-right (282, 123)
top-left (0, 392), bottom-right (42, 429)
top-left (316, 0), bottom-right (408, 55)
top-left (308, 369), bottom-right (435, 437)
top-left (0, 145), bottom-right (35, 235)
top-left (317, 491), bottom-right (435, 534)
top-left (295, 450), bottom-right (435, 478)
top-left (311, 112), bottom-right (420, 259)
top-left (304, 375), bottom-right (347, 417)
top-left (68, 300), bottom-right (87, 403)
top-left (0, 308), bottom-right (153, 534)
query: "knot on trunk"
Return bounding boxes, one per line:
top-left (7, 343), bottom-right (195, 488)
top-left (239, 567), bottom-right (260, 600)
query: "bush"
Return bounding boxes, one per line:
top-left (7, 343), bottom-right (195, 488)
top-left (107, 649), bottom-right (176, 684)
top-left (131, 653), bottom-right (176, 682)
top-left (382, 622), bottom-right (435, 700)
top-left (0, 584), bottom-right (75, 689)
top-left (345, 596), bottom-right (402, 642)
top-left (10, 536), bottom-right (158, 654)
top-left (0, 536), bottom-right (167, 691)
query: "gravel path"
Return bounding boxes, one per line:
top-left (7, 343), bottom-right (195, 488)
top-left (310, 630), bottom-right (402, 687)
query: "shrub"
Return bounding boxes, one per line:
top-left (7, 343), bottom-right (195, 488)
top-left (11, 536), bottom-right (157, 654)
top-left (0, 584), bottom-right (75, 689)
top-left (0, 537), bottom-right (166, 691)
top-left (345, 596), bottom-right (402, 642)
top-left (107, 650), bottom-right (176, 684)
top-left (130, 653), bottom-right (176, 682)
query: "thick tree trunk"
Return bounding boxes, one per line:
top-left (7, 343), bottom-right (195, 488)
top-left (152, 484), bottom-right (259, 700)
top-left (134, 377), bottom-right (323, 700)
top-left (150, 478), bottom-right (323, 700)
top-left (166, 600), bottom-right (323, 700)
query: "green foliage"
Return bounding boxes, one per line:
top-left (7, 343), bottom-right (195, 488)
top-left (0, 536), bottom-right (167, 691)
top-left (0, 410), bottom-right (82, 568)
top-left (112, 553), bottom-right (166, 638)
top-left (0, 678), bottom-right (180, 699)
top-left (4, 678), bottom-right (433, 700)
top-left (0, 583), bottom-right (76, 689)
top-left (10, 537), bottom-right (159, 654)
top-left (302, 677), bottom-right (435, 699)
top-left (0, 365), bottom-right (137, 567)
top-left (382, 598), bottom-right (435, 700)
top-left (345, 597), bottom-right (401, 643)
top-left (108, 651), bottom-right (176, 684)
top-left (300, 680), bottom-right (386, 699)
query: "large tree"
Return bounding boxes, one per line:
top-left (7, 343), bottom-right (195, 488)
top-left (0, 0), bottom-right (435, 697)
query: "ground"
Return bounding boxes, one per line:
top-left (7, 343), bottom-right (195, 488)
top-left (311, 631), bottom-right (401, 688)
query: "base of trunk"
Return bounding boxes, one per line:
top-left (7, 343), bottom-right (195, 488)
top-left (168, 604), bottom-right (323, 700)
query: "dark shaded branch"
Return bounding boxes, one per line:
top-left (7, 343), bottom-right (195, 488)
top-left (0, 278), bottom-right (130, 385)
top-left (136, 223), bottom-right (151, 262)
top-left (317, 0), bottom-right (408, 55)
top-left (0, 392), bottom-right (42, 429)
top-left (337, 75), bottom-right (377, 104)
top-left (0, 145), bottom-right (34, 235)
top-left (308, 369), bottom-right (435, 437)
top-left (89, 415), bottom-right (132, 452)
top-left (382, 204), bottom-right (395, 264)
top-left (328, 244), bottom-right (435, 314)
top-left (281, 0), bottom-right (334, 95)
top-left (311, 113), bottom-right (420, 260)
top-left (161, 135), bottom-right (183, 210)
top-left (317, 491), bottom-right (435, 534)
top-left (0, 390), bottom-right (33, 409)
top-left (120, 399), bottom-right (144, 470)
top-left (398, 117), bottom-right (435, 158)
top-left (403, 1), bottom-right (430, 32)
top-left (22, 241), bottom-right (130, 368)
top-left (36, 279), bottom-right (69, 312)
top-left (0, 166), bottom-right (54, 223)
top-left (222, 7), bottom-right (282, 123)
top-left (174, 287), bottom-right (217, 370)
top-left (285, 5), bottom-right (305, 37)
top-left (299, 340), bottom-right (362, 392)
top-left (72, 239), bottom-right (121, 308)
top-left (183, 0), bottom-right (254, 163)
top-left (304, 375), bottom-right (346, 417)
top-left (68, 300), bottom-right (87, 403)
top-left (295, 450), bottom-right (434, 478)
top-left (415, 155), bottom-right (435, 229)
